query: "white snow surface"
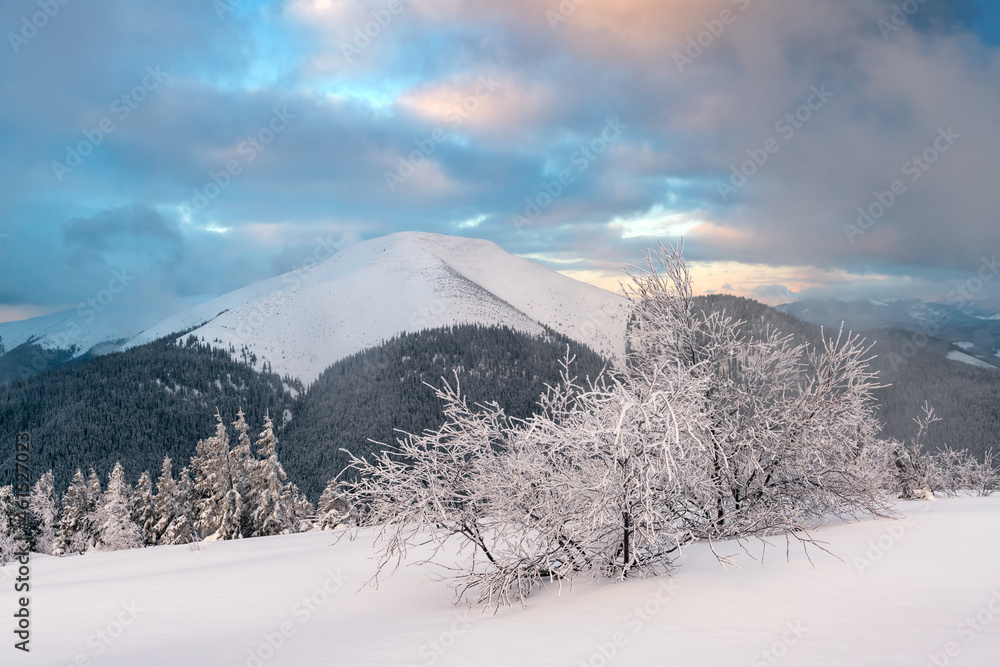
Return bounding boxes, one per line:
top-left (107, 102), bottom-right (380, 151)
top-left (0, 295), bottom-right (209, 358)
top-left (956, 341), bottom-right (974, 350)
top-left (4, 497), bottom-right (1000, 666)
top-left (946, 350), bottom-right (997, 370)
top-left (126, 232), bottom-right (630, 386)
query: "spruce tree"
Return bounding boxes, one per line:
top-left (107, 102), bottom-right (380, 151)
top-left (315, 480), bottom-right (354, 530)
top-left (251, 413), bottom-right (294, 536)
top-left (152, 457), bottom-right (177, 544)
top-left (0, 486), bottom-right (16, 565)
top-left (29, 471), bottom-right (58, 555)
top-left (190, 410), bottom-right (232, 539)
top-left (230, 408), bottom-right (256, 537)
top-left (132, 470), bottom-right (156, 546)
top-left (161, 466), bottom-right (195, 545)
top-left (95, 463), bottom-right (144, 552)
top-left (55, 470), bottom-right (93, 555)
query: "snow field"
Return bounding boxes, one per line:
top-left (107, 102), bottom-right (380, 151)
top-left (2, 496), bottom-right (999, 666)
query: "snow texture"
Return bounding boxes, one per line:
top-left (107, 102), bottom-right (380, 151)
top-left (946, 350), bottom-right (996, 369)
top-left (3, 497), bottom-right (999, 666)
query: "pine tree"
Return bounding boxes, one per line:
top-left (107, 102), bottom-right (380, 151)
top-left (152, 457), bottom-right (177, 544)
top-left (251, 413), bottom-right (295, 536)
top-left (0, 486), bottom-right (16, 565)
top-left (284, 482), bottom-right (313, 533)
top-left (55, 470), bottom-right (94, 555)
top-left (227, 408), bottom-right (256, 538)
top-left (161, 466), bottom-right (195, 545)
top-left (315, 480), bottom-right (354, 530)
top-left (190, 409), bottom-right (232, 539)
top-left (95, 463), bottom-right (144, 552)
top-left (132, 470), bottom-right (156, 545)
top-left (29, 471), bottom-right (58, 555)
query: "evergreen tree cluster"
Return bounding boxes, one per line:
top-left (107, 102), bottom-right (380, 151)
top-left (0, 410), bottom-right (351, 563)
top-left (0, 334), bottom-right (301, 494)
top-left (278, 324), bottom-right (607, 498)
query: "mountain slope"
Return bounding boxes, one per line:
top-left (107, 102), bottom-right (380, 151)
top-left (777, 298), bottom-right (1000, 370)
top-left (126, 232), bottom-right (630, 386)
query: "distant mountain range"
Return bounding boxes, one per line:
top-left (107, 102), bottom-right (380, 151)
top-left (776, 298), bottom-right (1000, 371)
top-left (2, 236), bottom-right (998, 495)
top-left (0, 232), bottom-right (629, 386)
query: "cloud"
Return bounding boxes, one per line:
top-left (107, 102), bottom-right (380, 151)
top-left (2, 0), bottom-right (999, 315)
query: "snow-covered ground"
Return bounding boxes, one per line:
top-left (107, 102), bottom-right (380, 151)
top-left (4, 496), bottom-right (1000, 666)
top-left (946, 350), bottom-right (997, 370)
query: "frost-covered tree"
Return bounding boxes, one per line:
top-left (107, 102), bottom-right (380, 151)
top-left (0, 486), bottom-right (17, 565)
top-left (284, 482), bottom-right (314, 533)
top-left (132, 470), bottom-right (156, 545)
top-left (160, 466), bottom-right (196, 545)
top-left (315, 480), bottom-right (354, 530)
top-left (95, 463), bottom-right (144, 552)
top-left (891, 402), bottom-right (998, 498)
top-left (152, 457), bottom-right (178, 544)
top-left (55, 469), bottom-right (98, 555)
top-left (229, 408), bottom-right (257, 537)
top-left (621, 241), bottom-right (893, 540)
top-left (29, 471), bottom-right (58, 555)
top-left (190, 409), bottom-right (233, 539)
top-left (251, 413), bottom-right (296, 536)
top-left (344, 241), bottom-right (898, 607)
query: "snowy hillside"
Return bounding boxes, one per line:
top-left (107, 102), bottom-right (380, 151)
top-left (0, 294), bottom-right (207, 360)
top-left (4, 496), bottom-right (999, 666)
top-left (126, 232), bottom-right (631, 386)
top-left (777, 298), bottom-right (1000, 370)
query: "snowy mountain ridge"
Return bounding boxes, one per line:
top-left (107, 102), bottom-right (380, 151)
top-left (124, 232), bottom-right (631, 386)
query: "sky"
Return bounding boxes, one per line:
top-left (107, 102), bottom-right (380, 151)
top-left (1, 0), bottom-right (999, 323)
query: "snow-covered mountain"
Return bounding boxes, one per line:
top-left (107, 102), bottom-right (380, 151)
top-left (0, 294), bottom-right (208, 360)
top-left (125, 232), bottom-right (630, 385)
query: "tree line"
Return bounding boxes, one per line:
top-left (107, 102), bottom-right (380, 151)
top-left (0, 409), bottom-right (351, 563)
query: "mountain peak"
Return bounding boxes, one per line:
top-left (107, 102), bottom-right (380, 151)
top-left (124, 232), bottom-right (630, 385)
